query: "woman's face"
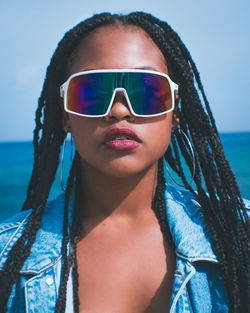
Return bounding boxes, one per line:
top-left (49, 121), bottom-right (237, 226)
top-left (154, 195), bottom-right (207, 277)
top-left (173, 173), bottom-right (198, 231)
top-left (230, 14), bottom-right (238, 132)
top-left (63, 25), bottom-right (176, 177)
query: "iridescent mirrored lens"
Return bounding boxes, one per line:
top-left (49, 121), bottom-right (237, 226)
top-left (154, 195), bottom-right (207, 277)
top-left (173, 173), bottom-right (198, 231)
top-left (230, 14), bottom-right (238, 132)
top-left (124, 72), bottom-right (172, 115)
top-left (66, 71), bottom-right (172, 116)
top-left (67, 73), bottom-right (114, 115)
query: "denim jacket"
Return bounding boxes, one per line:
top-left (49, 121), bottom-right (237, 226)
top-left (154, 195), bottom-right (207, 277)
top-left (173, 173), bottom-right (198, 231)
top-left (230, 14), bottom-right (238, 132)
top-left (1, 185), bottom-right (248, 312)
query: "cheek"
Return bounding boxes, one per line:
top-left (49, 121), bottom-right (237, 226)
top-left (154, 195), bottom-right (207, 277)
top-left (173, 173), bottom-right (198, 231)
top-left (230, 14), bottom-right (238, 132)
top-left (144, 116), bottom-right (173, 156)
top-left (68, 116), bottom-right (95, 156)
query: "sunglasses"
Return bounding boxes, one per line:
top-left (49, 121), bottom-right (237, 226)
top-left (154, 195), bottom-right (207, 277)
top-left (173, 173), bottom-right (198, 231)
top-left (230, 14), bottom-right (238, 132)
top-left (60, 69), bottom-right (178, 117)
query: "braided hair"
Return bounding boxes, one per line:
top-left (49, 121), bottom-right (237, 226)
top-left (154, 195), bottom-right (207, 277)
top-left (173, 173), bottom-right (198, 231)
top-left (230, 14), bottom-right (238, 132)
top-left (0, 12), bottom-right (248, 313)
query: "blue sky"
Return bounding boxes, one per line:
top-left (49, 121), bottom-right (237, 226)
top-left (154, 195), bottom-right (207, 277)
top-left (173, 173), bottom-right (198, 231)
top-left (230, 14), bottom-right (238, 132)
top-left (0, 0), bottom-right (249, 141)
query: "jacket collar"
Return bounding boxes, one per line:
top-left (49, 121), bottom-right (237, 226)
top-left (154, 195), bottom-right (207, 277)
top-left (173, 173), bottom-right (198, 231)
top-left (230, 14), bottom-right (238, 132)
top-left (165, 184), bottom-right (217, 263)
top-left (20, 184), bottom-right (217, 273)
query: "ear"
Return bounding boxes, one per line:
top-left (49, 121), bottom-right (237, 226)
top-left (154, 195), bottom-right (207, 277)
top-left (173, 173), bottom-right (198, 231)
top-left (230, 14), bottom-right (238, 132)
top-left (172, 93), bottom-right (180, 130)
top-left (60, 98), bottom-right (71, 132)
top-left (62, 111), bottom-right (71, 132)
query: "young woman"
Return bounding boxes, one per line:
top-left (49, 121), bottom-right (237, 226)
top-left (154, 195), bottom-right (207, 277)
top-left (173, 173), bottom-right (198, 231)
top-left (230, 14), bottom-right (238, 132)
top-left (0, 12), bottom-right (248, 313)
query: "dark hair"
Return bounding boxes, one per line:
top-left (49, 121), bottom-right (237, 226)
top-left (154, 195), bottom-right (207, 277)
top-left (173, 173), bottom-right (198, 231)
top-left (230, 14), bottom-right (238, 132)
top-left (0, 12), bottom-right (248, 313)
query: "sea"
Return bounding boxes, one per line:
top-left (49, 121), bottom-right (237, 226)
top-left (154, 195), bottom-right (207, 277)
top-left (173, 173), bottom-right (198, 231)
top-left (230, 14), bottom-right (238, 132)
top-left (0, 132), bottom-right (249, 222)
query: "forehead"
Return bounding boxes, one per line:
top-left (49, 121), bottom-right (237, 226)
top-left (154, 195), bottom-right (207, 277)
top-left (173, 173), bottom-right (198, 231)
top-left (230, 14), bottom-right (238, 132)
top-left (67, 25), bottom-right (168, 75)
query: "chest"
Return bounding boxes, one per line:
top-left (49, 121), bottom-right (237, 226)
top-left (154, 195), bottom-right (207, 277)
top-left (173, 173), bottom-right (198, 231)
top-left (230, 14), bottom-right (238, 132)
top-left (76, 220), bottom-right (176, 313)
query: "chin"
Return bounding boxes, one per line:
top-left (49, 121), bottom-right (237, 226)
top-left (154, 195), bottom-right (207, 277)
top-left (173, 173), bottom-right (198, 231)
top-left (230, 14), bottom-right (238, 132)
top-left (98, 159), bottom-right (158, 178)
top-left (80, 153), bottom-right (160, 178)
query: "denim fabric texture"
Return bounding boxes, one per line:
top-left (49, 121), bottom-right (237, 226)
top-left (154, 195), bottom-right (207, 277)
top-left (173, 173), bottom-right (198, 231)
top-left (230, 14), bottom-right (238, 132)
top-left (1, 185), bottom-right (248, 312)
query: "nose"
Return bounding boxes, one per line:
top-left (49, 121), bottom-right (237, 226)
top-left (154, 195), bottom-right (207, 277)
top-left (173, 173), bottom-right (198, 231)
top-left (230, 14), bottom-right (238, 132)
top-left (104, 90), bottom-right (135, 122)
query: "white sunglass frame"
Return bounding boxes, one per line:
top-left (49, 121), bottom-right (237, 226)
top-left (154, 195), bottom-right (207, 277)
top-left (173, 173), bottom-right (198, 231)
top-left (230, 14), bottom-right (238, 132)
top-left (60, 69), bottom-right (178, 118)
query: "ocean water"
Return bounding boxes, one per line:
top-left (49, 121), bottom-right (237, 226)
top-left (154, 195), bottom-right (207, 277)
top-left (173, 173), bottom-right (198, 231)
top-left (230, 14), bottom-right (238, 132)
top-left (0, 132), bottom-right (249, 222)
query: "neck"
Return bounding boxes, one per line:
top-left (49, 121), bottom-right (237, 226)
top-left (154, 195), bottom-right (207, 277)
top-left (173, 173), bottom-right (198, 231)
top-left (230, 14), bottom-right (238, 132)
top-left (79, 162), bottom-right (159, 221)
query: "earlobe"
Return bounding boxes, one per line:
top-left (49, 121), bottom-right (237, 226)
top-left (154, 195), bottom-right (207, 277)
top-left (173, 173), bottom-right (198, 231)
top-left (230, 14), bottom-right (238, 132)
top-left (172, 114), bottom-right (180, 130)
top-left (62, 110), bottom-right (71, 133)
top-left (172, 94), bottom-right (180, 130)
top-left (60, 97), bottom-right (71, 132)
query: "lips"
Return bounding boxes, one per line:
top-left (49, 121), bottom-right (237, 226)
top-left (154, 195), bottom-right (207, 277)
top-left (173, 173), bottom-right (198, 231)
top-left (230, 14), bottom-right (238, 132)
top-left (103, 128), bottom-right (141, 143)
top-left (103, 128), bottom-right (141, 151)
